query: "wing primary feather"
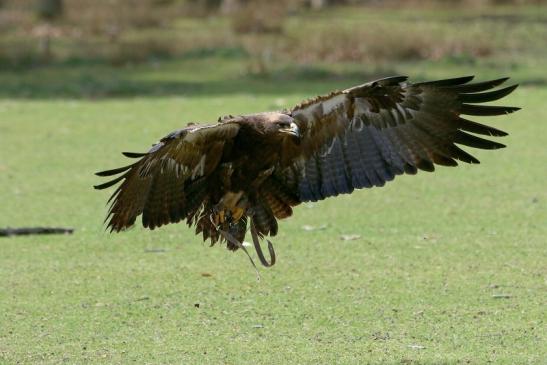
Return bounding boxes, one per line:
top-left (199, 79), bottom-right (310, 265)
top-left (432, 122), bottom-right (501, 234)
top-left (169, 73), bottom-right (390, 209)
top-left (106, 186), bottom-right (123, 204)
top-left (460, 104), bottom-right (520, 116)
top-left (416, 76), bottom-right (474, 87)
top-left (395, 126), bottom-right (435, 172)
top-left (122, 151), bottom-right (147, 158)
top-left (457, 117), bottom-right (508, 137)
top-left (94, 175), bottom-right (126, 190)
top-left (444, 77), bottom-right (510, 93)
top-left (458, 84), bottom-right (518, 103)
top-left (376, 75), bottom-right (409, 85)
top-left (95, 164), bottom-right (134, 177)
top-left (453, 131), bottom-right (506, 149)
top-left (450, 144), bottom-right (480, 164)
top-left (410, 119), bottom-right (467, 165)
top-left (416, 159), bottom-right (435, 172)
top-left (404, 163), bottom-right (418, 174)
top-left (432, 154), bottom-right (458, 167)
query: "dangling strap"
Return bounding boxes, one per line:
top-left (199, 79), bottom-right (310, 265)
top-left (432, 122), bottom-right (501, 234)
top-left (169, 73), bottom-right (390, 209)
top-left (250, 219), bottom-right (276, 267)
top-left (218, 228), bottom-right (261, 280)
top-left (217, 217), bottom-right (276, 280)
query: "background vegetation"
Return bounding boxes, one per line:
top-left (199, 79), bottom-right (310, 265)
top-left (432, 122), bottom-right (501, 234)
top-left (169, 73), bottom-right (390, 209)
top-left (1, 1), bottom-right (545, 364)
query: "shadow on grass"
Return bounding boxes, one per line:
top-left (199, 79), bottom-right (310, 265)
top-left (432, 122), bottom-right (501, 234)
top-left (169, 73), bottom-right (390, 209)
top-left (0, 51), bottom-right (400, 100)
top-left (1, 53), bottom-right (545, 100)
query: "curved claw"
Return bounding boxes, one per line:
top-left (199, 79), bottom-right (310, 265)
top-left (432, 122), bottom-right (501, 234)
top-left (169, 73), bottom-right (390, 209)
top-left (250, 219), bottom-right (276, 267)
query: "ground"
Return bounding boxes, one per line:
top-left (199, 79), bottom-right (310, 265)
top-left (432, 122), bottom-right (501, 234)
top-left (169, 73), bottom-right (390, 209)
top-left (1, 4), bottom-right (546, 365)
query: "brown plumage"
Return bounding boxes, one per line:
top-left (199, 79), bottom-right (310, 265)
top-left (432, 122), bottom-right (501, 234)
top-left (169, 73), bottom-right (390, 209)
top-left (95, 75), bottom-right (519, 266)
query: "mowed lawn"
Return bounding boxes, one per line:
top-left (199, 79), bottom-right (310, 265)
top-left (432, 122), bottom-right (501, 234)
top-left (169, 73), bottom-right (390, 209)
top-left (0, 68), bottom-right (545, 364)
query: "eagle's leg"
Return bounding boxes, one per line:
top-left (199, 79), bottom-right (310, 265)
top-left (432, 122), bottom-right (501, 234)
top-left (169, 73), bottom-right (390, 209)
top-left (209, 191), bottom-right (248, 251)
top-left (211, 190), bottom-right (275, 267)
top-left (210, 191), bottom-right (246, 228)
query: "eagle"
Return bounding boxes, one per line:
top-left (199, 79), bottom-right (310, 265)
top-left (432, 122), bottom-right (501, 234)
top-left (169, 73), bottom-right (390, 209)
top-left (95, 75), bottom-right (519, 268)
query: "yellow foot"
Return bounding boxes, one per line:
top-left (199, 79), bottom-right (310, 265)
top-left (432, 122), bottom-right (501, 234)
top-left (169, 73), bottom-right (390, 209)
top-left (231, 207), bottom-right (245, 221)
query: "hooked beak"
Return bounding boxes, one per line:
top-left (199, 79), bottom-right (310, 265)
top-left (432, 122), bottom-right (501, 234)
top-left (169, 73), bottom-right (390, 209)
top-left (279, 122), bottom-right (301, 139)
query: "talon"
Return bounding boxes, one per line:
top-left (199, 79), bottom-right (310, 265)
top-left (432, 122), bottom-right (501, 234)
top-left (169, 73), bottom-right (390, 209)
top-left (219, 210), bottom-right (225, 223)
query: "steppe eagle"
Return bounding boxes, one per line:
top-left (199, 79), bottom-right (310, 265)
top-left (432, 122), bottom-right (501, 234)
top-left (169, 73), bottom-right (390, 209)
top-left (95, 76), bottom-right (519, 267)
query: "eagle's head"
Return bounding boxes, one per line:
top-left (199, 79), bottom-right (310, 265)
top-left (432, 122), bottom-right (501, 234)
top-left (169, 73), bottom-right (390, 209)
top-left (262, 112), bottom-right (301, 140)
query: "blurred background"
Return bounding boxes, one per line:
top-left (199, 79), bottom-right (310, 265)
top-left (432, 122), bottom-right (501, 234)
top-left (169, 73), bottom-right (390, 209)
top-left (1, 0), bottom-right (546, 98)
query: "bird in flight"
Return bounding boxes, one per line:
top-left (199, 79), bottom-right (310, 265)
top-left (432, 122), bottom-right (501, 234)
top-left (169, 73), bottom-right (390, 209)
top-left (95, 75), bottom-right (519, 268)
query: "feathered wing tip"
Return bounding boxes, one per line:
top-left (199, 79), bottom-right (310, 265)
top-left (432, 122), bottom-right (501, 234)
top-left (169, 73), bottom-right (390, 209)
top-left (363, 76), bottom-right (519, 162)
top-left (93, 167), bottom-right (132, 190)
top-left (417, 75), bottom-right (519, 157)
top-left (422, 76), bottom-right (520, 112)
top-left (93, 154), bottom-right (146, 233)
top-left (93, 151), bottom-right (146, 189)
top-left (94, 152), bottom-right (152, 232)
top-left (426, 77), bottom-right (517, 138)
top-left (453, 78), bottom-right (518, 154)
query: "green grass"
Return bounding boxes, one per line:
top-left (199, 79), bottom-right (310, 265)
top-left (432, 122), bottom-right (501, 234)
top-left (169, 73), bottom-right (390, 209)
top-left (1, 58), bottom-right (546, 364)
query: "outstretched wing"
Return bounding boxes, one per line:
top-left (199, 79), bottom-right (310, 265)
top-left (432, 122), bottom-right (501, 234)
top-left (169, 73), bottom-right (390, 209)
top-left (277, 76), bottom-right (519, 202)
top-left (94, 122), bottom-right (240, 231)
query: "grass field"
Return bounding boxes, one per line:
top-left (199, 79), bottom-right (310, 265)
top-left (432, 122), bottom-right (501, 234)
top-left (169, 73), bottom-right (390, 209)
top-left (1, 60), bottom-right (545, 364)
top-left (1, 4), bottom-right (547, 364)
